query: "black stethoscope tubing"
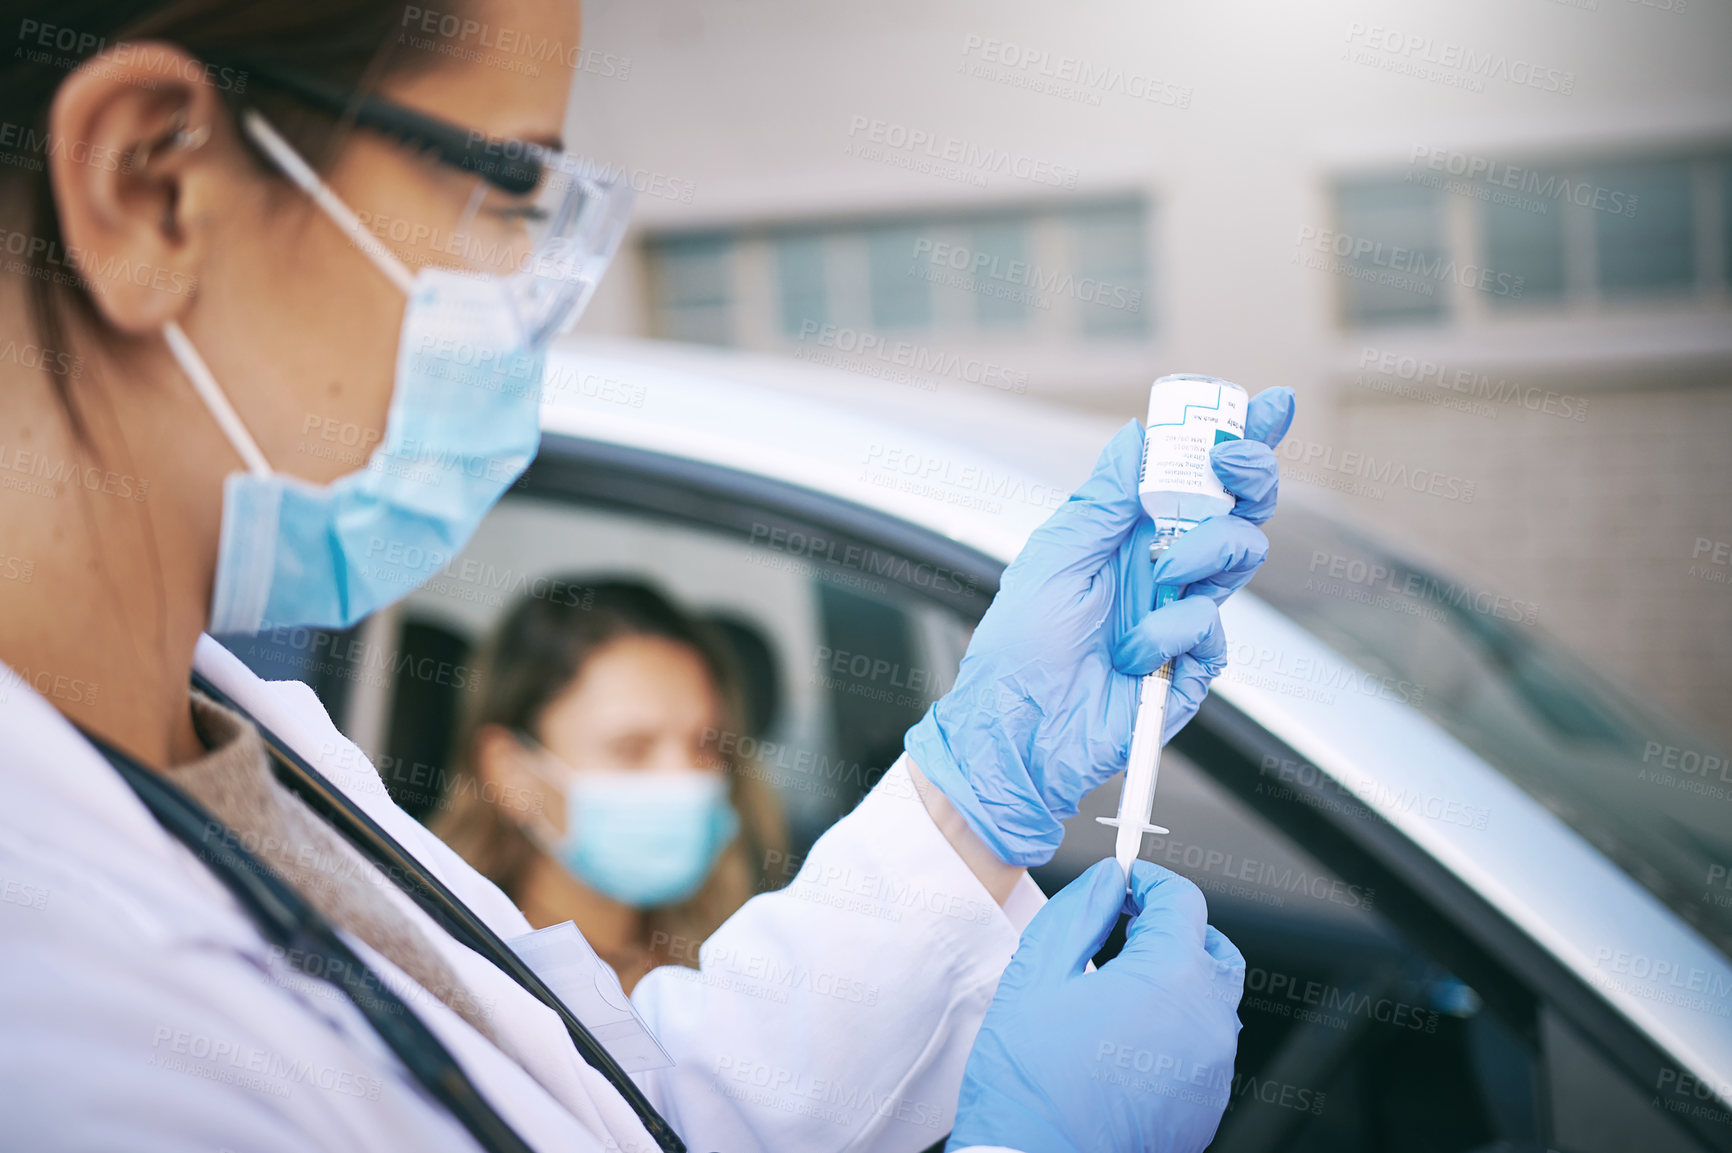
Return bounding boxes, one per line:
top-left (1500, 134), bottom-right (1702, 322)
top-left (90, 729), bottom-right (536, 1153)
top-left (82, 672), bottom-right (685, 1153)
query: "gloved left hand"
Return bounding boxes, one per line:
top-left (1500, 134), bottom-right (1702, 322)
top-left (905, 388), bottom-right (1294, 867)
top-left (948, 859), bottom-right (1246, 1153)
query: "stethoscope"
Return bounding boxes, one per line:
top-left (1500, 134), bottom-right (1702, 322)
top-left (84, 671), bottom-right (686, 1153)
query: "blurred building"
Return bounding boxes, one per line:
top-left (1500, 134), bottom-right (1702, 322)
top-left (563, 0), bottom-right (1732, 746)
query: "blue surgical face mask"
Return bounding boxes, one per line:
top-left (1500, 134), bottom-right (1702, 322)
top-left (167, 111), bottom-right (625, 635)
top-left (549, 768), bottom-right (741, 908)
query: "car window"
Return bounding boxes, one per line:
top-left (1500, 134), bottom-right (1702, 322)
top-left (1253, 504), bottom-right (1732, 959)
top-left (263, 490), bottom-right (977, 861)
top-left (1041, 751), bottom-right (1718, 1153)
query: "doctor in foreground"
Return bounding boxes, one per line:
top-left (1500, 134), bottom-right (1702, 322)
top-left (0, 2), bottom-right (1294, 1151)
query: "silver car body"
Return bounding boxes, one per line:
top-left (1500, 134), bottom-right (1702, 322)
top-left (538, 335), bottom-right (1732, 1102)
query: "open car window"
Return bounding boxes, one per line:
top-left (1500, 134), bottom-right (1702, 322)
top-left (223, 483), bottom-right (980, 865)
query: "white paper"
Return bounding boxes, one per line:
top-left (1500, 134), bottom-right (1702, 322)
top-left (506, 921), bottom-right (675, 1073)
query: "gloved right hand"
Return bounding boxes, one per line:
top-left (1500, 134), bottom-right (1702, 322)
top-left (949, 860), bottom-right (1245, 1153)
top-left (904, 388), bottom-right (1294, 869)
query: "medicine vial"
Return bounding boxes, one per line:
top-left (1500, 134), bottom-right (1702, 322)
top-left (1139, 374), bottom-right (1248, 525)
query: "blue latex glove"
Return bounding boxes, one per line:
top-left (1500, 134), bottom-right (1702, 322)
top-left (949, 859), bottom-right (1246, 1153)
top-left (905, 387), bottom-right (1295, 867)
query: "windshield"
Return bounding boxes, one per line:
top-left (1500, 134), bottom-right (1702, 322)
top-left (1255, 504), bottom-right (1732, 959)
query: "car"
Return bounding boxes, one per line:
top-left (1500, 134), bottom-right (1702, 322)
top-left (222, 335), bottom-right (1732, 1153)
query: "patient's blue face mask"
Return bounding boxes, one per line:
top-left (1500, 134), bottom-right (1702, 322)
top-left (525, 739), bottom-right (741, 908)
top-left (167, 110), bottom-right (630, 635)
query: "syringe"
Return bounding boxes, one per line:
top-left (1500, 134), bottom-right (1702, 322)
top-left (1098, 528), bottom-right (1183, 878)
top-left (1098, 375), bottom-right (1247, 888)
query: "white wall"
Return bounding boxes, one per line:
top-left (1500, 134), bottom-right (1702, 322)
top-left (559, 0), bottom-right (1732, 744)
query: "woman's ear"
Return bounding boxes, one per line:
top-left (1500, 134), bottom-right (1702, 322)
top-left (473, 723), bottom-right (562, 832)
top-left (46, 43), bottom-right (240, 334)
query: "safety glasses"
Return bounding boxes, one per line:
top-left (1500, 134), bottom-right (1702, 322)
top-left (226, 60), bottom-right (634, 346)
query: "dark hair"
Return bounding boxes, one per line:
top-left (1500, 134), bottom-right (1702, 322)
top-left (468, 578), bottom-right (740, 746)
top-left (0, 0), bottom-right (440, 439)
top-left (434, 578), bottom-right (789, 950)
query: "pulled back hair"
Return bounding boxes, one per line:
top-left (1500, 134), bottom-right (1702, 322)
top-left (459, 579), bottom-right (737, 749)
top-left (0, 0), bottom-right (440, 439)
top-left (434, 579), bottom-right (787, 965)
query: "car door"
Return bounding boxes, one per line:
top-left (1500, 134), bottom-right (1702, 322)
top-left (219, 430), bottom-right (1731, 1153)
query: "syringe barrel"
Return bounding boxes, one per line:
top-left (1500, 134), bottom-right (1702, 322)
top-left (1114, 664), bottom-right (1173, 882)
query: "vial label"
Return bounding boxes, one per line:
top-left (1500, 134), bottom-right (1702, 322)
top-left (1143, 378), bottom-right (1247, 504)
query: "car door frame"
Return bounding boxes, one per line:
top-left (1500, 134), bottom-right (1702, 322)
top-left (521, 430), bottom-right (1732, 1153)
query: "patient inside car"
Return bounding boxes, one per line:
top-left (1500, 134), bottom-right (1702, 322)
top-left (434, 579), bottom-right (786, 992)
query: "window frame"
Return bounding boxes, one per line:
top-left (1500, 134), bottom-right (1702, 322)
top-left (517, 432), bottom-right (1001, 620)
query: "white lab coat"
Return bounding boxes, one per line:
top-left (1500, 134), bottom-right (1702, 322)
top-left (0, 636), bottom-right (1045, 1153)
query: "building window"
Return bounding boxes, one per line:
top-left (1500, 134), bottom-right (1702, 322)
top-left (1482, 175), bottom-right (1566, 306)
top-left (775, 232), bottom-right (828, 338)
top-left (1721, 159), bottom-right (1732, 286)
top-left (1333, 147), bottom-right (1732, 327)
top-left (1591, 160), bottom-right (1696, 296)
top-left (646, 234), bottom-right (734, 345)
top-left (1071, 202), bottom-right (1151, 338)
top-left (644, 197), bottom-right (1155, 357)
top-left (968, 218), bottom-right (1030, 329)
top-left (866, 224), bottom-right (932, 331)
top-left (1334, 179), bottom-right (1447, 326)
